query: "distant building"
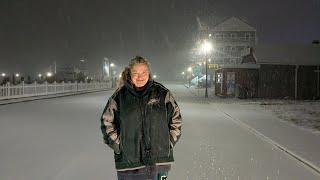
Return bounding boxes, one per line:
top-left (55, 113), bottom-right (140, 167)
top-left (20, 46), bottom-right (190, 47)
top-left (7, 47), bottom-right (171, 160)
top-left (215, 44), bottom-right (320, 99)
top-left (212, 17), bottom-right (257, 64)
top-left (55, 65), bottom-right (77, 82)
top-left (254, 44), bottom-right (320, 99)
top-left (199, 17), bottom-right (257, 65)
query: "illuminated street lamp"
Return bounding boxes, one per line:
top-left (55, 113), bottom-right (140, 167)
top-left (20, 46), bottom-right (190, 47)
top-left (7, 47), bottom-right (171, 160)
top-left (38, 73), bottom-right (42, 78)
top-left (47, 72), bottom-right (52, 77)
top-left (1, 73), bottom-right (6, 77)
top-left (15, 73), bottom-right (20, 77)
top-left (200, 40), bottom-right (213, 98)
top-left (181, 71), bottom-right (185, 81)
top-left (109, 62), bottom-right (116, 87)
top-left (153, 74), bottom-right (157, 79)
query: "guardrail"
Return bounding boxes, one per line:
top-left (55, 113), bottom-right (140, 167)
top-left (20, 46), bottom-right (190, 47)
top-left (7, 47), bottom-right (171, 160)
top-left (0, 81), bottom-right (111, 100)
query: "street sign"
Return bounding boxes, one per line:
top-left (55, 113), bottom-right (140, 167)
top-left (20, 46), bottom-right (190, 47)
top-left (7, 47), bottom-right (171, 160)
top-left (208, 64), bottom-right (219, 70)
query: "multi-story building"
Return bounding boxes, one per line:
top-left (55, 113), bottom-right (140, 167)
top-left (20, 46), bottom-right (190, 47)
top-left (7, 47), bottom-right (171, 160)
top-left (201, 17), bottom-right (257, 65)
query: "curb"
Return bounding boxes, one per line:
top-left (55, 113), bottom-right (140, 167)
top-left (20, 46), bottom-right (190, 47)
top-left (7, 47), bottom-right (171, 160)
top-left (219, 108), bottom-right (320, 176)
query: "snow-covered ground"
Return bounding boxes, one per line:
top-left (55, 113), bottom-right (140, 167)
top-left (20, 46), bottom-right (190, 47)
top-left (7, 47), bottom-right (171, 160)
top-left (185, 84), bottom-right (320, 134)
top-left (0, 82), bottom-right (319, 180)
top-left (258, 100), bottom-right (320, 133)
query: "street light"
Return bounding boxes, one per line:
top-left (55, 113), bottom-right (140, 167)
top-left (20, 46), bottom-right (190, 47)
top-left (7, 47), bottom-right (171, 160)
top-left (15, 73), bottom-right (20, 77)
top-left (1, 73), bottom-right (5, 77)
top-left (109, 63), bottom-right (115, 87)
top-left (38, 73), bottom-right (42, 78)
top-left (153, 74), bottom-right (157, 79)
top-left (104, 65), bottom-right (108, 73)
top-left (200, 40), bottom-right (213, 98)
top-left (47, 72), bottom-right (52, 77)
top-left (187, 67), bottom-right (192, 87)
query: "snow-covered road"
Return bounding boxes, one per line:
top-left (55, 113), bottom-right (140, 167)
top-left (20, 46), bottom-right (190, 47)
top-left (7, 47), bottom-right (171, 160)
top-left (0, 83), bottom-right (319, 180)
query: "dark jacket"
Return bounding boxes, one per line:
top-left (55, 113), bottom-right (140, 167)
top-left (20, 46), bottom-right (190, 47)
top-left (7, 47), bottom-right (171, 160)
top-left (100, 80), bottom-right (182, 170)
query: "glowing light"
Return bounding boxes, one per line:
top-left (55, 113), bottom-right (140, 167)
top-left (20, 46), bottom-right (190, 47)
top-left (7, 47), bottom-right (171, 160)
top-left (200, 40), bottom-right (213, 54)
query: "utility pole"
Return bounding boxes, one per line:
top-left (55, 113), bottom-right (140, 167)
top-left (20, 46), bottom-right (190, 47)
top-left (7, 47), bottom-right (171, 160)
top-left (295, 65), bottom-right (299, 100)
top-left (54, 61), bottom-right (57, 74)
top-left (315, 65), bottom-right (320, 97)
top-left (205, 54), bottom-right (208, 98)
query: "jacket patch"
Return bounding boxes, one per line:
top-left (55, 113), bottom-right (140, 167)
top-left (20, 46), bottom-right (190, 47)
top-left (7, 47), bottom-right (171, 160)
top-left (147, 98), bottom-right (160, 105)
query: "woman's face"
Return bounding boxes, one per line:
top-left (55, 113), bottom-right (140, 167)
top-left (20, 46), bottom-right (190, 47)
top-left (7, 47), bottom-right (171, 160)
top-left (131, 63), bottom-right (150, 88)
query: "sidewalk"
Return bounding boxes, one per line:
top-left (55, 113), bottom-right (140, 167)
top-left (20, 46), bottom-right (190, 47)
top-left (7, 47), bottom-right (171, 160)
top-left (182, 84), bottom-right (320, 174)
top-left (215, 102), bottom-right (320, 174)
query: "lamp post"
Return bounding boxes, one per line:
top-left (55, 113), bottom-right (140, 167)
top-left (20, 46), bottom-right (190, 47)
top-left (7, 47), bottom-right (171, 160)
top-left (200, 40), bottom-right (213, 98)
top-left (187, 67), bottom-right (192, 87)
top-left (181, 71), bottom-right (185, 81)
top-left (110, 63), bottom-right (115, 87)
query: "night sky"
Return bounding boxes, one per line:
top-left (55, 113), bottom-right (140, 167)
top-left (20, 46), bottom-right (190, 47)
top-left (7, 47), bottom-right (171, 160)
top-left (0, 0), bottom-right (319, 78)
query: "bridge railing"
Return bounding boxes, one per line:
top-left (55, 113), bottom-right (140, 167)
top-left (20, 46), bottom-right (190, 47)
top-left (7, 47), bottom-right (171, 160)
top-left (0, 81), bottom-right (111, 100)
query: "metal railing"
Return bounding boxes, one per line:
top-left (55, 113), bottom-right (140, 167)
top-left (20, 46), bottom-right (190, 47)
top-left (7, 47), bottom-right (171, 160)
top-left (0, 81), bottom-right (111, 100)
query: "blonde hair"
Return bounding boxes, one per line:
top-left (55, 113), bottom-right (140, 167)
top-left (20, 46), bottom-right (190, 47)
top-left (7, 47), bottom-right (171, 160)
top-left (117, 56), bottom-right (152, 88)
top-left (117, 67), bottom-right (130, 88)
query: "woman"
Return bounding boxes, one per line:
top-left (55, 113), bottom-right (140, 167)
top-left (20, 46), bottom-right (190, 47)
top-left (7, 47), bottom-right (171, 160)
top-left (100, 56), bottom-right (182, 180)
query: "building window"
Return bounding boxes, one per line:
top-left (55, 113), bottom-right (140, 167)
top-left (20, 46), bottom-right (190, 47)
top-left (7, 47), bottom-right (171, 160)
top-left (245, 33), bottom-right (250, 40)
top-left (217, 73), bottom-right (223, 83)
top-left (215, 33), bottom-right (223, 39)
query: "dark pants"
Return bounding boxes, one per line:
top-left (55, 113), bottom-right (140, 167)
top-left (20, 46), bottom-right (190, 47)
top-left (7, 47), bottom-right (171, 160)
top-left (117, 166), bottom-right (169, 180)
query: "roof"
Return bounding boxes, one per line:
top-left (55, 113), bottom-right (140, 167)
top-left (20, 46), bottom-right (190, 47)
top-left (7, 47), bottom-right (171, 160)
top-left (219, 64), bottom-right (260, 69)
top-left (253, 44), bottom-right (320, 65)
top-left (212, 17), bottom-right (256, 32)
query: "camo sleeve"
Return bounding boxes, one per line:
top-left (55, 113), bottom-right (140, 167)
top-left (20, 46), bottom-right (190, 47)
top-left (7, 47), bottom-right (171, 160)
top-left (100, 97), bottom-right (120, 153)
top-left (165, 91), bottom-right (182, 148)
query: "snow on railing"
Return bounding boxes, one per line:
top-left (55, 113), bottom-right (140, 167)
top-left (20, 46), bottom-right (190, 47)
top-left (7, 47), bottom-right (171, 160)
top-left (0, 81), bottom-right (111, 100)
